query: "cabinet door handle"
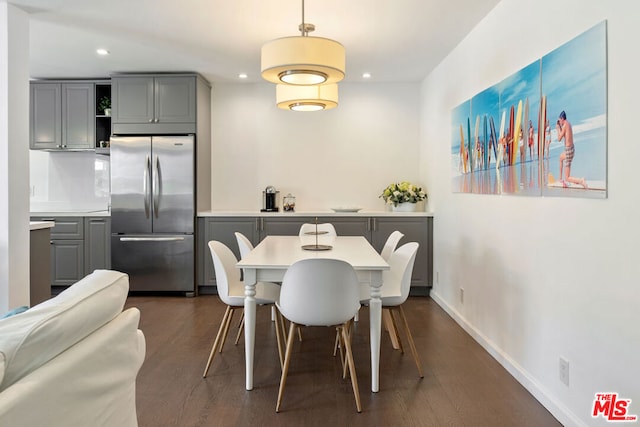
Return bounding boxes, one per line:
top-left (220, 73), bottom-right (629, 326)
top-left (153, 155), bottom-right (161, 218)
top-left (148, 119), bottom-right (154, 123)
top-left (255, 218), bottom-right (260, 231)
top-left (119, 236), bottom-right (185, 242)
top-left (143, 155), bottom-right (151, 218)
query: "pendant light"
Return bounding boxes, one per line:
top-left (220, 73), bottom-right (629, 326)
top-left (276, 83), bottom-right (338, 111)
top-left (261, 0), bottom-right (345, 86)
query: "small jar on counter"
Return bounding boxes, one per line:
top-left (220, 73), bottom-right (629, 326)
top-left (283, 193), bottom-right (296, 212)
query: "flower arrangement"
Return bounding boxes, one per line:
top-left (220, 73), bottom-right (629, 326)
top-left (379, 181), bottom-right (427, 207)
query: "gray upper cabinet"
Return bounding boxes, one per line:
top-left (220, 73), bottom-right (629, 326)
top-left (30, 82), bottom-right (95, 150)
top-left (112, 75), bottom-right (196, 134)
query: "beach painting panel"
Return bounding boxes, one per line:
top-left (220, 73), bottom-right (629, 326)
top-left (451, 100), bottom-right (471, 193)
top-left (541, 20), bottom-right (607, 198)
top-left (451, 20), bottom-right (606, 199)
top-left (492, 59), bottom-right (542, 196)
top-left (451, 60), bottom-right (542, 196)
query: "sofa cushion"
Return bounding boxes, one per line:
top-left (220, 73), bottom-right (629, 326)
top-left (0, 270), bottom-right (129, 391)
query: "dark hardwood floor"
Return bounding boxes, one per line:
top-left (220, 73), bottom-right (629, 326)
top-left (125, 295), bottom-right (560, 427)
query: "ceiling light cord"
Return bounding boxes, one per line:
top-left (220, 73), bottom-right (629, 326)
top-left (301, 0), bottom-right (305, 36)
top-left (298, 0), bottom-right (314, 36)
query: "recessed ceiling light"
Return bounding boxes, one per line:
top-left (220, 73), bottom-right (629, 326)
top-left (96, 49), bottom-right (110, 56)
top-left (238, 73), bottom-right (248, 79)
top-left (362, 72), bottom-right (371, 79)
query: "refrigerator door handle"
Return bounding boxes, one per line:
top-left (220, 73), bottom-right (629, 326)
top-left (119, 236), bottom-right (186, 242)
top-left (153, 155), bottom-right (161, 219)
top-left (144, 155), bottom-right (151, 219)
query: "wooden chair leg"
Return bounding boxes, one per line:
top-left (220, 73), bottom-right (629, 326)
top-left (383, 308), bottom-right (401, 350)
top-left (236, 309), bottom-right (245, 327)
top-left (276, 321), bottom-right (297, 413)
top-left (341, 321), bottom-right (362, 413)
top-left (389, 307), bottom-right (404, 354)
top-left (203, 305), bottom-right (232, 378)
top-left (397, 305), bottom-right (424, 378)
top-left (234, 310), bottom-right (245, 345)
top-left (274, 309), bottom-right (285, 370)
top-left (333, 330), bottom-right (340, 357)
top-left (335, 327), bottom-right (346, 377)
top-left (219, 307), bottom-right (235, 353)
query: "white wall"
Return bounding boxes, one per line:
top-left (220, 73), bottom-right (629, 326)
top-left (210, 82), bottom-right (422, 211)
top-left (0, 3), bottom-right (30, 312)
top-left (420, 1), bottom-right (640, 425)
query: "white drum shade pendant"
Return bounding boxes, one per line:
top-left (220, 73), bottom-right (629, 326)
top-left (261, 0), bottom-right (345, 86)
top-left (276, 84), bottom-right (338, 111)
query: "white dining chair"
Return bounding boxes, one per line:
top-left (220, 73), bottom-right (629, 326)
top-left (298, 222), bottom-right (337, 237)
top-left (379, 230), bottom-right (404, 347)
top-left (380, 230), bottom-right (404, 261)
top-left (202, 240), bottom-right (283, 378)
top-left (361, 242), bottom-right (423, 378)
top-left (275, 258), bottom-right (362, 413)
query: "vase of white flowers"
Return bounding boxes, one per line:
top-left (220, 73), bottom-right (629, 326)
top-left (379, 181), bottom-right (427, 211)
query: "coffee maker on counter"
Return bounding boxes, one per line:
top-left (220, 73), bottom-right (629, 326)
top-left (261, 185), bottom-right (280, 212)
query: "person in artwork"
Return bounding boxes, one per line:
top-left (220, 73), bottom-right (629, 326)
top-left (557, 111), bottom-right (587, 188)
top-left (528, 120), bottom-right (535, 160)
top-left (544, 119), bottom-right (551, 158)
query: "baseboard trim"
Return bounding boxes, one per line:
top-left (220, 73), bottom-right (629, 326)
top-left (429, 291), bottom-right (585, 427)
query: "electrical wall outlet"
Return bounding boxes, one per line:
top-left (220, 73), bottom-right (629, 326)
top-left (436, 271), bottom-right (439, 284)
top-left (459, 287), bottom-right (464, 304)
top-left (559, 356), bottom-right (570, 386)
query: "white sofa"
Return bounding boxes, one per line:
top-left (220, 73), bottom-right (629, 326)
top-left (0, 270), bottom-right (146, 426)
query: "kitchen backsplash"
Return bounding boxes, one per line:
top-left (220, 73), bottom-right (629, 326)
top-left (29, 150), bottom-right (110, 212)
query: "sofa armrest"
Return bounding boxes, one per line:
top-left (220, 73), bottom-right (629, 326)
top-left (0, 308), bottom-right (145, 426)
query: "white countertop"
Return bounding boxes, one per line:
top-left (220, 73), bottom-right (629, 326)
top-left (197, 210), bottom-right (433, 217)
top-left (30, 210), bottom-right (110, 218)
top-left (30, 221), bottom-right (55, 231)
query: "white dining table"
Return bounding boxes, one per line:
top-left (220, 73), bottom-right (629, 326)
top-left (237, 235), bottom-right (389, 392)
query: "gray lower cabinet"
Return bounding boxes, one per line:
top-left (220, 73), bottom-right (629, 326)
top-left (111, 74), bottom-right (197, 134)
top-left (51, 239), bottom-right (85, 287)
top-left (30, 82), bottom-right (95, 150)
top-left (197, 215), bottom-right (433, 293)
top-left (85, 217), bottom-right (111, 274)
top-left (197, 217), bottom-right (259, 287)
top-left (369, 217), bottom-right (433, 289)
top-left (31, 216), bottom-right (111, 288)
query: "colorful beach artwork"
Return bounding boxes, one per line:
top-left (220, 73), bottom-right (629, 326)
top-left (451, 21), bottom-right (607, 199)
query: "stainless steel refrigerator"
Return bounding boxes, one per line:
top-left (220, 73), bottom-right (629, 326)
top-left (110, 135), bottom-right (195, 293)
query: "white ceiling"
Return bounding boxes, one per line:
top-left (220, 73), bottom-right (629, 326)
top-left (8, 0), bottom-right (500, 84)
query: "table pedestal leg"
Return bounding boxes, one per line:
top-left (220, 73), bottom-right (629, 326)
top-left (369, 272), bottom-right (382, 392)
top-left (244, 272), bottom-right (257, 391)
